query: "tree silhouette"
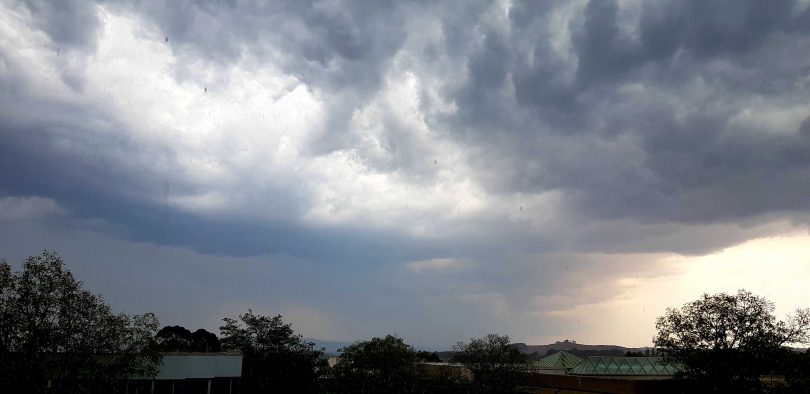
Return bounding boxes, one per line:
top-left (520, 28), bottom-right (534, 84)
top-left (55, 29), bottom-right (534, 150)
top-left (155, 325), bottom-right (193, 352)
top-left (654, 289), bottom-right (810, 393)
top-left (451, 334), bottom-right (527, 393)
top-left (0, 251), bottom-right (161, 393)
top-left (220, 310), bottom-right (325, 393)
top-left (332, 335), bottom-right (419, 393)
top-left (191, 328), bottom-right (221, 352)
top-left (155, 326), bottom-right (221, 352)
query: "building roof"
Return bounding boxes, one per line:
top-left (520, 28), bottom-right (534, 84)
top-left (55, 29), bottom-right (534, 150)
top-left (569, 357), bottom-right (679, 376)
top-left (155, 353), bottom-right (243, 380)
top-left (532, 351), bottom-right (583, 369)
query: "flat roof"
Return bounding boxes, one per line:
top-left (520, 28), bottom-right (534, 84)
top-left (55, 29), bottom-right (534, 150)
top-left (155, 354), bottom-right (243, 380)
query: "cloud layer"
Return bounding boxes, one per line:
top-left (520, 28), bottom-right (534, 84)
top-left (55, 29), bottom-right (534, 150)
top-left (2, 0), bottom-right (809, 347)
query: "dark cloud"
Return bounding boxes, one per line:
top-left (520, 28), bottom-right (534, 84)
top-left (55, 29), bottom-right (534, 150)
top-left (0, 81), bottom-right (443, 263)
top-left (640, 0), bottom-right (797, 59)
top-left (433, 0), bottom-right (810, 227)
top-left (454, 27), bottom-right (515, 131)
top-left (4, 0), bottom-right (810, 348)
top-left (107, 0), bottom-right (410, 154)
top-left (0, 120), bottom-right (445, 263)
top-left (573, 0), bottom-right (637, 87)
top-left (22, 0), bottom-right (101, 51)
top-left (4, 0), bottom-right (810, 259)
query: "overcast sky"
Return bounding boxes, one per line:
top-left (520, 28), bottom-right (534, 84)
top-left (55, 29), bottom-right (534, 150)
top-left (2, 0), bottom-right (810, 349)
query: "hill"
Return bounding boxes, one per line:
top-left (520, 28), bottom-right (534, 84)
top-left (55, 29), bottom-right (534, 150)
top-left (514, 341), bottom-right (639, 354)
top-left (433, 341), bottom-right (644, 361)
top-left (306, 339), bottom-right (354, 356)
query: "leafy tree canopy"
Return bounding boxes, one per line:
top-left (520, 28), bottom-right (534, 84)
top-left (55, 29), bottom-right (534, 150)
top-left (220, 310), bottom-right (325, 393)
top-left (451, 333), bottom-right (527, 393)
top-left (332, 335), bottom-right (419, 393)
top-left (155, 325), bottom-right (193, 352)
top-left (654, 289), bottom-right (810, 393)
top-left (0, 251), bottom-right (161, 393)
top-left (191, 328), bottom-right (221, 352)
top-left (416, 350), bottom-right (442, 363)
top-left (155, 326), bottom-right (221, 352)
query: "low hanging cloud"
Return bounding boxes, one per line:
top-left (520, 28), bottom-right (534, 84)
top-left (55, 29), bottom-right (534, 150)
top-left (2, 0), bottom-right (810, 347)
top-left (0, 195), bottom-right (65, 221)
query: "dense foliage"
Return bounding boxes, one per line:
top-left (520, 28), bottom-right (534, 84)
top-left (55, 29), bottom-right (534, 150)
top-left (451, 334), bottom-right (527, 393)
top-left (331, 335), bottom-right (419, 393)
top-left (416, 350), bottom-right (442, 362)
top-left (0, 251), bottom-right (161, 393)
top-left (777, 349), bottom-right (810, 394)
top-left (654, 290), bottom-right (810, 393)
top-left (220, 309), bottom-right (326, 393)
top-left (154, 325), bottom-right (221, 352)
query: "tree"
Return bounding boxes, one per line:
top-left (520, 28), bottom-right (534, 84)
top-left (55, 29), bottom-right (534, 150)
top-left (154, 325), bottom-right (193, 352)
top-left (191, 328), bottom-right (221, 352)
top-left (654, 289), bottom-right (810, 393)
top-left (0, 251), bottom-right (161, 393)
top-left (331, 335), bottom-right (419, 393)
top-left (155, 326), bottom-right (221, 352)
top-left (416, 350), bottom-right (442, 363)
top-left (779, 349), bottom-right (810, 394)
top-left (220, 310), bottom-right (326, 393)
top-left (450, 334), bottom-right (527, 393)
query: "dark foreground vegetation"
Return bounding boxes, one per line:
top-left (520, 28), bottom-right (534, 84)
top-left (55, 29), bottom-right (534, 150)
top-left (653, 290), bottom-right (810, 393)
top-left (2, 251), bottom-right (810, 393)
top-left (0, 252), bottom-right (161, 393)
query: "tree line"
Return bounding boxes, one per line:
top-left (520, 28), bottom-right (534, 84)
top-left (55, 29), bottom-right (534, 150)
top-left (0, 252), bottom-right (525, 393)
top-left (2, 251), bottom-right (810, 393)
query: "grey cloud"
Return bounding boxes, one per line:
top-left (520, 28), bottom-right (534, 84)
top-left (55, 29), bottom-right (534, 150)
top-left (802, 116), bottom-right (810, 137)
top-left (0, 80), bottom-right (441, 264)
top-left (120, 0), bottom-right (408, 96)
top-left (432, 0), bottom-right (810, 228)
top-left (5, 0), bottom-right (810, 257)
top-left (454, 27), bottom-right (515, 131)
top-left (639, 0), bottom-right (798, 59)
top-left (572, 0), bottom-right (637, 88)
top-left (22, 0), bottom-right (100, 51)
top-left (167, 0), bottom-right (405, 157)
top-left (6, 0), bottom-right (810, 348)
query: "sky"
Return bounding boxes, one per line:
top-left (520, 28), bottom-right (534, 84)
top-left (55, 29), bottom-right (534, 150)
top-left (1, 0), bottom-right (810, 350)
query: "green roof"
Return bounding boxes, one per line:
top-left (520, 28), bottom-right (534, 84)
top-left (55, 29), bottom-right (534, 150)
top-left (569, 357), bottom-right (679, 376)
top-left (532, 351), bottom-right (583, 369)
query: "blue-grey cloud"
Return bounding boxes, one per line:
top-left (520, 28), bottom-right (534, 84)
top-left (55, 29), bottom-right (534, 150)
top-left (4, 0), bottom-right (810, 259)
top-left (3, 0), bottom-right (810, 347)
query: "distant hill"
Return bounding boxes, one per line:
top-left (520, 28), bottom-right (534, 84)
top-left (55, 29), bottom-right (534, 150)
top-left (514, 341), bottom-right (640, 354)
top-left (433, 341), bottom-right (806, 362)
top-left (311, 339), bottom-right (653, 360)
top-left (306, 339), bottom-right (354, 356)
top-left (433, 341), bottom-right (647, 361)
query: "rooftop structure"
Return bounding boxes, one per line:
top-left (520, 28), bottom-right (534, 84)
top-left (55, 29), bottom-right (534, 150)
top-left (156, 353), bottom-right (243, 380)
top-left (569, 356), bottom-right (680, 376)
top-left (531, 351), bottom-right (583, 370)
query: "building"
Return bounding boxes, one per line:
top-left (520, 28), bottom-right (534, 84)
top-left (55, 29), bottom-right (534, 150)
top-left (130, 353), bottom-right (243, 394)
top-left (524, 355), bottom-right (681, 394)
top-left (569, 356), bottom-right (679, 377)
top-left (529, 351), bottom-right (583, 375)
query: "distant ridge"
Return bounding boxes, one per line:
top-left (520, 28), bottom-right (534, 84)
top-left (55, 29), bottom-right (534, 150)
top-left (310, 339), bottom-right (655, 359)
top-left (513, 341), bottom-right (640, 354)
top-left (306, 339), bottom-right (354, 355)
top-left (430, 341), bottom-right (645, 361)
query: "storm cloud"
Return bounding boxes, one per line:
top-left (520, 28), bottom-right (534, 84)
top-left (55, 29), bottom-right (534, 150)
top-left (2, 0), bottom-right (810, 347)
